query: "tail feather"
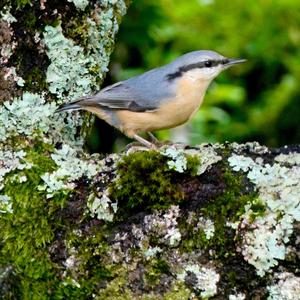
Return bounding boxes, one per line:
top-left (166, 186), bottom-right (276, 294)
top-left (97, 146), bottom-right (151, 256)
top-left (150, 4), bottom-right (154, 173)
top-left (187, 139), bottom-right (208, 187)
top-left (55, 97), bottom-right (92, 113)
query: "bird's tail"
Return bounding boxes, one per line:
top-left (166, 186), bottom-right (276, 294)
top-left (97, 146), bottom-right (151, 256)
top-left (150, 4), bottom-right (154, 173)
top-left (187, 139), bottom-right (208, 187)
top-left (55, 97), bottom-right (94, 113)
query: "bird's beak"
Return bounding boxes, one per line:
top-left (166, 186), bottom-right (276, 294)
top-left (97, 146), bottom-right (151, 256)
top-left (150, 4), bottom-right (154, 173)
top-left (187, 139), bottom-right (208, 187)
top-left (224, 58), bottom-right (247, 66)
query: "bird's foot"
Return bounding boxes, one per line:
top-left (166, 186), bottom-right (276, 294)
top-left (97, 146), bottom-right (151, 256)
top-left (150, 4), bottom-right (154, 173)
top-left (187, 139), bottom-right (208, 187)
top-left (133, 134), bottom-right (157, 149)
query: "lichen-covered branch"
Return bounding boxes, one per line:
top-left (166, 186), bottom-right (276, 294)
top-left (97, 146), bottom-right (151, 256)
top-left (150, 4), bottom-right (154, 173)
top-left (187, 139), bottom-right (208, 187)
top-left (1, 142), bottom-right (299, 299)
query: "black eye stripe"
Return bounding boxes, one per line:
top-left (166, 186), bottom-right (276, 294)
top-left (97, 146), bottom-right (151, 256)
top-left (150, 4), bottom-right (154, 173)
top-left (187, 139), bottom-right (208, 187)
top-left (180, 59), bottom-right (225, 71)
top-left (166, 59), bottom-right (228, 81)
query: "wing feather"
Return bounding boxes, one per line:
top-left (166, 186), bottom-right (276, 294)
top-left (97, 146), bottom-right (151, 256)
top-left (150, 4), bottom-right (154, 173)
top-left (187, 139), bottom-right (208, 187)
top-left (78, 82), bottom-right (158, 112)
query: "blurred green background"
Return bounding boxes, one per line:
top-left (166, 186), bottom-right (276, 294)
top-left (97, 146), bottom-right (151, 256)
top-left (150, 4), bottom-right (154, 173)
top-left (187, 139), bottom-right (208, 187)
top-left (87, 0), bottom-right (300, 153)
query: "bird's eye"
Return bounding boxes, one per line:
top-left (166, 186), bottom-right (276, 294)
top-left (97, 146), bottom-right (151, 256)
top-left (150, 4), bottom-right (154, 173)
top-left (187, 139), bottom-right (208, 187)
top-left (204, 61), bottom-right (213, 67)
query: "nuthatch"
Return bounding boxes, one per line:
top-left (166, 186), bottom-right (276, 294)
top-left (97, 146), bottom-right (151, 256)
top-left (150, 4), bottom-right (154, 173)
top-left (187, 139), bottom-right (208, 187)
top-left (57, 50), bottom-right (245, 147)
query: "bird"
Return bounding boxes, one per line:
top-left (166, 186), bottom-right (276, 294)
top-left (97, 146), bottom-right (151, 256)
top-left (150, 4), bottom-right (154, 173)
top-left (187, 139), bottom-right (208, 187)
top-left (56, 50), bottom-right (245, 148)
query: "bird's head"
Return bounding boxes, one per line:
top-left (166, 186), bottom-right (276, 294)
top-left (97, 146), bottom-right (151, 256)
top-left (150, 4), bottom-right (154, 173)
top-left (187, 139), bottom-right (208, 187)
top-left (167, 50), bottom-right (246, 82)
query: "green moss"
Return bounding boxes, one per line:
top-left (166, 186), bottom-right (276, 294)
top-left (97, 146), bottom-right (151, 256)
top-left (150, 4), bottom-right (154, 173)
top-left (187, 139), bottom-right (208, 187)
top-left (186, 154), bottom-right (201, 176)
top-left (64, 15), bottom-right (92, 49)
top-left (163, 282), bottom-right (191, 300)
top-left (145, 259), bottom-right (170, 287)
top-left (96, 273), bottom-right (132, 300)
top-left (0, 140), bottom-right (117, 298)
top-left (0, 143), bottom-right (65, 298)
top-left (248, 198), bottom-right (266, 222)
top-left (22, 8), bottom-right (37, 27)
top-left (67, 227), bottom-right (112, 274)
top-left (110, 151), bottom-right (198, 218)
top-left (23, 66), bottom-right (48, 91)
top-left (180, 165), bottom-right (261, 257)
top-left (16, 0), bottom-right (32, 10)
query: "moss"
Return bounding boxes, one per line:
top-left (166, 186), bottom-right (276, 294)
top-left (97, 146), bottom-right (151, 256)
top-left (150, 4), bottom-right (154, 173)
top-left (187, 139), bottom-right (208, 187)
top-left (186, 154), bottom-right (201, 176)
top-left (145, 259), bottom-right (170, 287)
top-left (202, 170), bottom-right (255, 256)
top-left (96, 273), bottom-right (133, 300)
top-left (0, 140), bottom-right (115, 298)
top-left (163, 282), bottom-right (191, 300)
top-left (63, 15), bottom-right (92, 49)
top-left (110, 151), bottom-right (198, 218)
top-left (178, 161), bottom-right (268, 295)
top-left (248, 198), bottom-right (266, 222)
top-left (25, 140), bottom-right (55, 167)
top-left (183, 166), bottom-right (261, 257)
top-left (0, 142), bottom-right (65, 298)
top-left (15, 0), bottom-right (32, 10)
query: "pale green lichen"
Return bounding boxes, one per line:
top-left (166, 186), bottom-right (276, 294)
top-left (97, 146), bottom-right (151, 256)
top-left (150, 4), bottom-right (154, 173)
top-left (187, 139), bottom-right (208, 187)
top-left (39, 144), bottom-right (101, 197)
top-left (143, 246), bottom-right (163, 259)
top-left (0, 195), bottom-right (12, 214)
top-left (275, 152), bottom-right (300, 166)
top-left (186, 144), bottom-right (222, 175)
top-left (229, 293), bottom-right (246, 300)
top-left (0, 92), bottom-right (82, 146)
top-left (86, 0), bottom-right (127, 73)
top-left (100, 0), bottom-right (127, 19)
top-left (197, 217), bottom-right (215, 240)
top-left (44, 24), bottom-right (98, 101)
top-left (0, 93), bottom-right (54, 141)
top-left (0, 7), bottom-right (17, 24)
top-left (5, 67), bottom-right (25, 87)
top-left (162, 147), bottom-right (187, 173)
top-left (177, 264), bottom-right (220, 298)
top-left (267, 272), bottom-right (300, 300)
top-left (161, 144), bottom-right (221, 174)
top-left (0, 149), bottom-right (32, 190)
top-left (87, 191), bottom-right (117, 221)
top-left (228, 152), bottom-right (300, 276)
top-left (67, 0), bottom-right (89, 11)
top-left (43, 1), bottom-right (126, 102)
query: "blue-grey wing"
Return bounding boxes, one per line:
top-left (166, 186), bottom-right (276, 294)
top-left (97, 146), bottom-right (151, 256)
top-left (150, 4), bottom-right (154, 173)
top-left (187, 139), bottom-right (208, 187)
top-left (84, 67), bottom-right (177, 112)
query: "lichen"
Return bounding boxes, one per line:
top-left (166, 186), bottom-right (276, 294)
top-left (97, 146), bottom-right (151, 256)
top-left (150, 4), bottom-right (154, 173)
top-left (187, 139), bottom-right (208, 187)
top-left (87, 190), bottom-right (117, 221)
top-left (67, 0), bottom-right (89, 11)
top-left (196, 217), bottom-right (215, 240)
top-left (228, 152), bottom-right (300, 276)
top-left (4, 67), bottom-right (25, 87)
top-left (0, 9), bottom-right (16, 64)
top-left (0, 195), bottom-right (12, 213)
top-left (0, 91), bottom-right (86, 148)
top-left (43, 0), bottom-right (127, 102)
top-left (143, 246), bottom-right (163, 259)
top-left (162, 146), bottom-right (188, 173)
top-left (185, 144), bottom-right (222, 175)
top-left (275, 152), bottom-right (300, 166)
top-left (0, 148), bottom-right (32, 190)
top-left (43, 23), bottom-right (98, 101)
top-left (0, 7), bottom-right (22, 102)
top-left (267, 272), bottom-right (300, 300)
top-left (229, 293), bottom-right (246, 300)
top-left (177, 264), bottom-right (220, 298)
top-left (144, 205), bottom-right (182, 247)
top-left (0, 8), bottom-right (17, 24)
top-left (39, 144), bottom-right (101, 197)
